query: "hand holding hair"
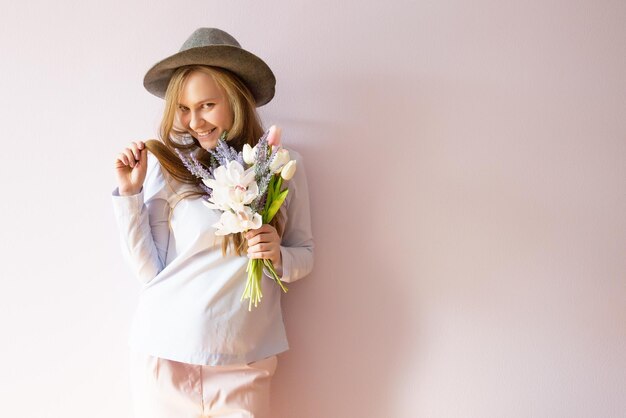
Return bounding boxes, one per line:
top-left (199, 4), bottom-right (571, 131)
top-left (114, 140), bottom-right (148, 196)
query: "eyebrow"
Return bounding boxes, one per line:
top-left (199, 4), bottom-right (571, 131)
top-left (177, 98), bottom-right (218, 107)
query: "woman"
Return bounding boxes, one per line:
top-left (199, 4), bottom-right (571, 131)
top-left (111, 28), bottom-right (314, 418)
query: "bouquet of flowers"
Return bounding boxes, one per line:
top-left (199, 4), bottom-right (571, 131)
top-left (175, 127), bottom-right (297, 311)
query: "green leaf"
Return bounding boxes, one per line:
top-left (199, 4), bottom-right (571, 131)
top-left (264, 176), bottom-right (277, 215)
top-left (266, 189), bottom-right (289, 222)
top-left (274, 176), bottom-right (283, 196)
top-left (268, 175), bottom-right (277, 200)
top-left (262, 259), bottom-right (289, 293)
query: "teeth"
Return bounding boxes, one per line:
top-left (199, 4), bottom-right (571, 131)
top-left (197, 128), bottom-right (216, 137)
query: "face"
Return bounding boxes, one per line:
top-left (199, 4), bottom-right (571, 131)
top-left (175, 71), bottom-right (234, 150)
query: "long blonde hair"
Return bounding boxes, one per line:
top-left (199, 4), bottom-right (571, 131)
top-left (143, 65), bottom-right (284, 256)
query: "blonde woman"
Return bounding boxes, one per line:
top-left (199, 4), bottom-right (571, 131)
top-left (111, 28), bottom-right (314, 418)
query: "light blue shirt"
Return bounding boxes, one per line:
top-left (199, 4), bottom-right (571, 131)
top-left (111, 147), bottom-right (314, 366)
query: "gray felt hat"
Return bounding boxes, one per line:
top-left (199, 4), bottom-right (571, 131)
top-left (143, 28), bottom-right (276, 106)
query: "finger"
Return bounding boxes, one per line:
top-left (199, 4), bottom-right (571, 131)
top-left (115, 156), bottom-right (128, 169)
top-left (260, 229), bottom-right (280, 241)
top-left (139, 147), bottom-right (147, 164)
top-left (247, 240), bottom-right (260, 251)
top-left (130, 143), bottom-right (140, 160)
top-left (262, 224), bottom-right (276, 233)
top-left (124, 149), bottom-right (136, 168)
top-left (118, 153), bottom-right (130, 166)
top-left (259, 233), bottom-right (276, 243)
top-left (247, 234), bottom-right (268, 246)
top-left (136, 140), bottom-right (145, 150)
top-left (251, 243), bottom-right (268, 252)
top-left (248, 251), bottom-right (274, 260)
top-left (250, 243), bottom-right (278, 254)
top-left (251, 225), bottom-right (271, 236)
top-left (245, 229), bottom-right (261, 240)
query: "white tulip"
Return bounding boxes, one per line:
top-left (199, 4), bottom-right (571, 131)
top-left (202, 160), bottom-right (259, 212)
top-left (212, 207), bottom-right (262, 236)
top-left (243, 144), bottom-right (256, 165)
top-left (280, 160), bottom-right (297, 180)
top-left (269, 149), bottom-right (291, 173)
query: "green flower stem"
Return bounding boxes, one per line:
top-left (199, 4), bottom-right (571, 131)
top-left (240, 173), bottom-right (290, 310)
top-left (262, 259), bottom-right (288, 293)
top-left (241, 257), bottom-right (289, 311)
top-left (241, 258), bottom-right (263, 311)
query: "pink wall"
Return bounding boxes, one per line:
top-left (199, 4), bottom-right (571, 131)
top-left (0, 1), bottom-right (624, 417)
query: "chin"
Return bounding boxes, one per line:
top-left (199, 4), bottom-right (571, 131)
top-left (200, 140), bottom-right (217, 151)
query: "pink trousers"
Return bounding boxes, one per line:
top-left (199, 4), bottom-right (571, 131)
top-left (129, 350), bottom-right (278, 418)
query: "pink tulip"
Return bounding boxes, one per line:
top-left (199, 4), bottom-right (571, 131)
top-left (267, 125), bottom-right (282, 147)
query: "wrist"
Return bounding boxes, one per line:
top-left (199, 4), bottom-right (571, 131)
top-left (274, 251), bottom-right (282, 270)
top-left (119, 186), bottom-right (141, 196)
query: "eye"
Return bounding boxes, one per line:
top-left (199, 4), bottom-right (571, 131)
top-left (203, 103), bottom-right (215, 108)
top-left (178, 105), bottom-right (188, 112)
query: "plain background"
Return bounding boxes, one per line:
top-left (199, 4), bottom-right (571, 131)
top-left (1, 1), bottom-right (624, 417)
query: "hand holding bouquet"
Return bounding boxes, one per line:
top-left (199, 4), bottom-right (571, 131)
top-left (175, 126), bottom-right (297, 311)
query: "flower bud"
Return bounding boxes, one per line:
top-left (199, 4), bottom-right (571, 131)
top-left (243, 144), bottom-right (255, 165)
top-left (269, 148), bottom-right (291, 173)
top-left (267, 125), bottom-right (282, 147)
top-left (280, 160), bottom-right (297, 180)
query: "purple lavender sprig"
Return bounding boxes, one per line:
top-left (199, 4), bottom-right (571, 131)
top-left (174, 148), bottom-right (214, 197)
top-left (249, 129), bottom-right (280, 213)
top-left (208, 131), bottom-right (244, 166)
top-left (198, 182), bottom-right (212, 198)
top-left (254, 129), bottom-right (270, 167)
top-left (174, 148), bottom-right (213, 178)
top-left (174, 128), bottom-right (284, 213)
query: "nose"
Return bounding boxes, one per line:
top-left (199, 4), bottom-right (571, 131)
top-left (188, 111), bottom-right (205, 132)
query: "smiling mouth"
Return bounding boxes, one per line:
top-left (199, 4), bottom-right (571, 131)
top-left (196, 127), bottom-right (217, 138)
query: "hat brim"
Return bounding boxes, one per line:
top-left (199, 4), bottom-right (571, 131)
top-left (143, 45), bottom-right (276, 107)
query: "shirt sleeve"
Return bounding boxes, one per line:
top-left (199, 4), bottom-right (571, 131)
top-left (111, 153), bottom-right (171, 285)
top-left (263, 149), bottom-right (315, 284)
